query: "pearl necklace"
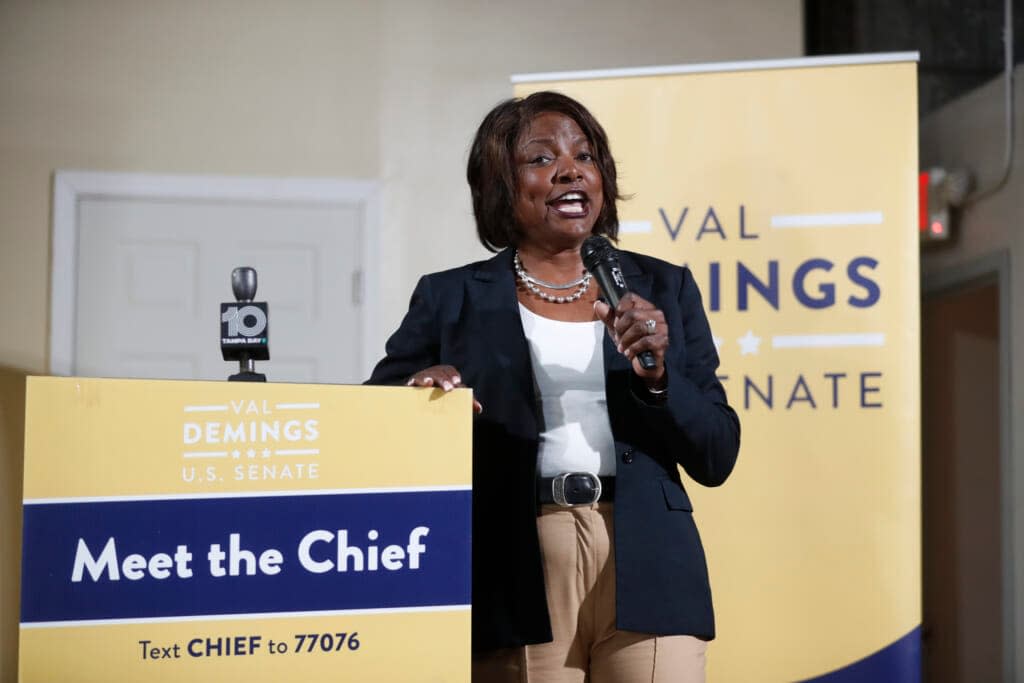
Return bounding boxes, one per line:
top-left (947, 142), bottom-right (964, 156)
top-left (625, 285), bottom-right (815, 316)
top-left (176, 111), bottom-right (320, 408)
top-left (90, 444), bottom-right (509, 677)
top-left (514, 251), bottom-right (592, 304)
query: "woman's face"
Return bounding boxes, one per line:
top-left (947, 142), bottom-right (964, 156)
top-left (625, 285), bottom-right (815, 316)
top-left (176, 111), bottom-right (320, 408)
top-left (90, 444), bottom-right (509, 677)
top-left (513, 111), bottom-right (604, 250)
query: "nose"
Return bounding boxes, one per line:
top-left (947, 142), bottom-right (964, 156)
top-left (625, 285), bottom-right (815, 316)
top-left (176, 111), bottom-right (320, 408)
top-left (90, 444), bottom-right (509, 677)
top-left (554, 156), bottom-right (582, 182)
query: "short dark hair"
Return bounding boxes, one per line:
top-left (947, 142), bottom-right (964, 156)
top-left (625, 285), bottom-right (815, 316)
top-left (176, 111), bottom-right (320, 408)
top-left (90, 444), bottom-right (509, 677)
top-left (467, 91), bottom-right (622, 252)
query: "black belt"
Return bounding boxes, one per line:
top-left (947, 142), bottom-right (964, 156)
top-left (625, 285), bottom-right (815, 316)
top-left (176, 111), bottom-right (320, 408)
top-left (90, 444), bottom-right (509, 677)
top-left (537, 473), bottom-right (615, 506)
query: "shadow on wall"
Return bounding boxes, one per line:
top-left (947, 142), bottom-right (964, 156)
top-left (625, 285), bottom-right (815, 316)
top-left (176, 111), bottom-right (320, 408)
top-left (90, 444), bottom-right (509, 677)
top-left (0, 367), bottom-right (27, 682)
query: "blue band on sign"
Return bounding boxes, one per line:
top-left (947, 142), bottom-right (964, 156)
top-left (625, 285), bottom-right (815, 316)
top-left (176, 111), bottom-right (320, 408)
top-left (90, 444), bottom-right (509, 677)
top-left (21, 490), bottom-right (471, 623)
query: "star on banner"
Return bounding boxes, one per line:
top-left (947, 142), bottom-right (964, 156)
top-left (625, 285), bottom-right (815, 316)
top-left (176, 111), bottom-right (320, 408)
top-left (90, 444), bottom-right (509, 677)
top-left (738, 330), bottom-right (761, 355)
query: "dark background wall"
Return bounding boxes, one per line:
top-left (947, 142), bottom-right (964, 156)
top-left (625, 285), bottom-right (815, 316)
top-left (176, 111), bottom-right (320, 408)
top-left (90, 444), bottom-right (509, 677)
top-left (805, 0), bottom-right (1023, 116)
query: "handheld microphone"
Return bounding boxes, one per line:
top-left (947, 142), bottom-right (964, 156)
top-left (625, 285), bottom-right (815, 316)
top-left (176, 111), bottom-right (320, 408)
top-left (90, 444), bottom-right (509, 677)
top-left (580, 236), bottom-right (657, 370)
top-left (220, 266), bottom-right (269, 382)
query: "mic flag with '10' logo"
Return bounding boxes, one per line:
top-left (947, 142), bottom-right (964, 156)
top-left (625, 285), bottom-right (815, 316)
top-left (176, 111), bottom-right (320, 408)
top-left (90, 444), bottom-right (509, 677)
top-left (220, 267), bottom-right (269, 362)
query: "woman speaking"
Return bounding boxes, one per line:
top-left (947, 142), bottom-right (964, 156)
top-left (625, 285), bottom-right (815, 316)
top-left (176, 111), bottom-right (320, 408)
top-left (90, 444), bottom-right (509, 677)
top-left (367, 91), bottom-right (739, 682)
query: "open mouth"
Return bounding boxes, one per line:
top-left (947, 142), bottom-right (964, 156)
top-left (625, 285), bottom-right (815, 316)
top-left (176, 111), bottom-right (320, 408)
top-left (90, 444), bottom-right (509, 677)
top-left (548, 190), bottom-right (589, 218)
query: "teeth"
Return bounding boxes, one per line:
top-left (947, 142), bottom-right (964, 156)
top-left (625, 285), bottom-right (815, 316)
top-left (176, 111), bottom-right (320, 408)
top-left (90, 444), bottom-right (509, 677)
top-left (559, 192), bottom-right (585, 201)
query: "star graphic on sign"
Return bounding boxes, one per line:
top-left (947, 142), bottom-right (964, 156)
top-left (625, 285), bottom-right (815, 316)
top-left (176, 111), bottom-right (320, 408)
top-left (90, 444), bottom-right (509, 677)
top-left (246, 448), bottom-right (257, 459)
top-left (737, 330), bottom-right (761, 355)
top-left (231, 449), bottom-right (241, 459)
top-left (712, 335), bottom-right (723, 351)
top-left (262, 448), bottom-right (272, 459)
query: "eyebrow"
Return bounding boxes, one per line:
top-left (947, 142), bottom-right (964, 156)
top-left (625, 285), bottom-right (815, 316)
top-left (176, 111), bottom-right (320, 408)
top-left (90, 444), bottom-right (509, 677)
top-left (521, 135), bottom-right (589, 147)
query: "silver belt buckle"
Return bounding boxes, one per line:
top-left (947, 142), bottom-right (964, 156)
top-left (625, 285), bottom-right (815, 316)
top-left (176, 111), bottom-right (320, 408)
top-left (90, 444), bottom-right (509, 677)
top-left (551, 472), bottom-right (602, 507)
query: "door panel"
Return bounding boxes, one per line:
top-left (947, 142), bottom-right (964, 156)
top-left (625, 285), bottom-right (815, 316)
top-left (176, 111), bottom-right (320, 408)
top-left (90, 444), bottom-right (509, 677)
top-left (75, 196), bottom-right (362, 384)
top-left (921, 280), bottom-right (1001, 683)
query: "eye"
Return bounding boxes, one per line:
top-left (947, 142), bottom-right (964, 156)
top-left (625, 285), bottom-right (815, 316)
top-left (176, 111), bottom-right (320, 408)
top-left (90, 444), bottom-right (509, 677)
top-left (529, 154), bottom-right (552, 165)
top-left (577, 152), bottom-right (594, 162)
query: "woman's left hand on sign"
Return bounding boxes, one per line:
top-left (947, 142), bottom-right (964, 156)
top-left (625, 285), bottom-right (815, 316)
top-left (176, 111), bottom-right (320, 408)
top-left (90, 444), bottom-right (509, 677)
top-left (406, 364), bottom-right (484, 414)
top-left (594, 293), bottom-right (668, 389)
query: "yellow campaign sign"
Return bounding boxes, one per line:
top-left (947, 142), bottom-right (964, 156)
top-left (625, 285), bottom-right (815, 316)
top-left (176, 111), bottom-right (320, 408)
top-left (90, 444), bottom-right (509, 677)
top-left (23, 377), bottom-right (470, 498)
top-left (516, 55), bottom-right (920, 681)
top-left (20, 377), bottom-right (472, 682)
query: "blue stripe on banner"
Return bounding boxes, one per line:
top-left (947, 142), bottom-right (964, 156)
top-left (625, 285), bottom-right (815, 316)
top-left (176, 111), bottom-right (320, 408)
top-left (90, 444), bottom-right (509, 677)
top-left (21, 490), bottom-right (471, 623)
top-left (797, 626), bottom-right (921, 683)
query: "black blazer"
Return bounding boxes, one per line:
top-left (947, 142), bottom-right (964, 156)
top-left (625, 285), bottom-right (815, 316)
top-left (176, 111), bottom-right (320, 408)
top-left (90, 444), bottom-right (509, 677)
top-left (366, 248), bottom-right (740, 652)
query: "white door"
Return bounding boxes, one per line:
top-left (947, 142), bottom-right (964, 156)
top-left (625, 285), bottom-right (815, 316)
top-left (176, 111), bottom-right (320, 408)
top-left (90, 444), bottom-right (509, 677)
top-left (53, 172), bottom-right (379, 384)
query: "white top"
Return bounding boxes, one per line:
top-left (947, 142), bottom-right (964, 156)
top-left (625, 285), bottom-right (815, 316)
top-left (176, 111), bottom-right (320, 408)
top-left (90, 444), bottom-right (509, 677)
top-left (519, 304), bottom-right (617, 477)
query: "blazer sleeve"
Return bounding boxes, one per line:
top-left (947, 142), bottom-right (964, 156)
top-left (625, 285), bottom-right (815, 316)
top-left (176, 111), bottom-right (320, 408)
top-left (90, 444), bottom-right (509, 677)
top-left (365, 275), bottom-right (441, 386)
top-left (630, 267), bottom-right (740, 487)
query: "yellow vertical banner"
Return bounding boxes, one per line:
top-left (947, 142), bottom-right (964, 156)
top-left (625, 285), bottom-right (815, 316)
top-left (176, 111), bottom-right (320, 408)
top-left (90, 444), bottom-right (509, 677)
top-left (515, 55), bottom-right (920, 681)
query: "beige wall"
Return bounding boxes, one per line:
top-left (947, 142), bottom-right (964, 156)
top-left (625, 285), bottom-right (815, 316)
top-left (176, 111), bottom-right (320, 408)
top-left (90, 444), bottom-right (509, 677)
top-left (0, 0), bottom-right (383, 374)
top-left (0, 0), bottom-right (801, 676)
top-left (919, 65), bottom-right (1024, 679)
top-left (0, 0), bottom-right (802, 376)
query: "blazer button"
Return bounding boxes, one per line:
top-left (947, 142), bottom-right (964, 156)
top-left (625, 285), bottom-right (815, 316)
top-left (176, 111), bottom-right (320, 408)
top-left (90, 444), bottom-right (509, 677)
top-left (621, 449), bottom-right (634, 464)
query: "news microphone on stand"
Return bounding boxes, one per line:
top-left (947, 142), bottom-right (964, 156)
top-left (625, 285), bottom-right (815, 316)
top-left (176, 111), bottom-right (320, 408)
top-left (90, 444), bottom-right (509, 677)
top-left (580, 235), bottom-right (657, 371)
top-left (221, 267), bottom-right (269, 382)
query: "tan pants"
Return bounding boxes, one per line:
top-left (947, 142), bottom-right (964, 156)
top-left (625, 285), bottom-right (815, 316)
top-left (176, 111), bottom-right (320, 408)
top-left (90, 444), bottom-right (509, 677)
top-left (473, 503), bottom-right (707, 682)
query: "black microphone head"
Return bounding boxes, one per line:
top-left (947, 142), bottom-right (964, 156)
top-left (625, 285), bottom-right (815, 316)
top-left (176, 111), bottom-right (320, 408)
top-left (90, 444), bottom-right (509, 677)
top-left (580, 235), bottom-right (617, 271)
top-left (231, 267), bottom-right (258, 302)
